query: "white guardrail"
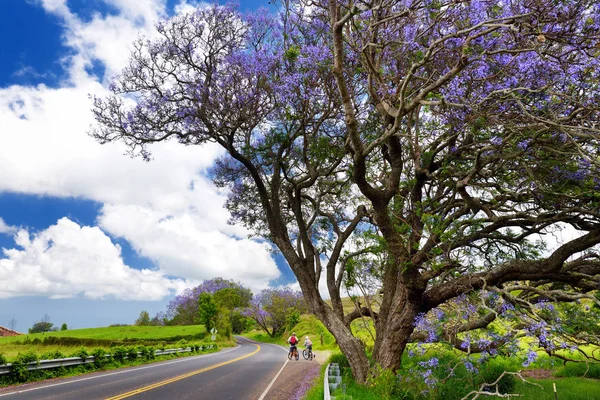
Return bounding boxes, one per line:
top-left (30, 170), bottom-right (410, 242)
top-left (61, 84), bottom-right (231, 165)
top-left (324, 362), bottom-right (342, 400)
top-left (0, 345), bottom-right (215, 376)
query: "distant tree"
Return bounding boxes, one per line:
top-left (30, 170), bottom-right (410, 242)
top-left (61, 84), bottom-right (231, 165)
top-left (29, 314), bottom-right (54, 334)
top-left (135, 311), bottom-right (151, 326)
top-left (198, 293), bottom-right (218, 331)
top-left (166, 278), bottom-right (252, 325)
top-left (60, 323), bottom-right (68, 331)
top-left (150, 311), bottom-right (166, 326)
top-left (243, 288), bottom-right (308, 337)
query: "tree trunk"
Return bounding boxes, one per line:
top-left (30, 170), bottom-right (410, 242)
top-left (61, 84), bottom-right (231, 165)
top-left (373, 288), bottom-right (421, 372)
top-left (321, 306), bottom-right (371, 383)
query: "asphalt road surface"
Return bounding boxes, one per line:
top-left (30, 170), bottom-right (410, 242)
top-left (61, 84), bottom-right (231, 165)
top-left (0, 337), bottom-right (296, 400)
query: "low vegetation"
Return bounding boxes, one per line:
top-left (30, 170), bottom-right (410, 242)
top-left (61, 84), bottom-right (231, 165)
top-left (0, 324), bottom-right (236, 387)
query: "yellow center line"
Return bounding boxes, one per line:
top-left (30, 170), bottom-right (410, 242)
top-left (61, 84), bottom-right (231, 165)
top-left (105, 345), bottom-right (261, 400)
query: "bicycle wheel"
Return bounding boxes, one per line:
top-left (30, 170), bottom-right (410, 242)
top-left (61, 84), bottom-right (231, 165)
top-left (308, 350), bottom-right (313, 361)
top-left (295, 350), bottom-right (299, 361)
top-left (302, 349), bottom-right (309, 360)
top-left (288, 351), bottom-right (292, 360)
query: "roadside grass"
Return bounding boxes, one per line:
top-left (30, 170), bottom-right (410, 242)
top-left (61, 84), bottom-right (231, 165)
top-left (515, 377), bottom-right (600, 399)
top-left (0, 344), bottom-right (221, 388)
top-left (0, 325), bottom-right (206, 344)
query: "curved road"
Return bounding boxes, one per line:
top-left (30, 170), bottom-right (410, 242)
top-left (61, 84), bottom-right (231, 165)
top-left (0, 337), bottom-right (296, 400)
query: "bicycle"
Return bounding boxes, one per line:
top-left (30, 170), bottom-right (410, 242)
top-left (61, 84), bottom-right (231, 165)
top-left (288, 346), bottom-right (299, 361)
top-left (302, 346), bottom-right (313, 361)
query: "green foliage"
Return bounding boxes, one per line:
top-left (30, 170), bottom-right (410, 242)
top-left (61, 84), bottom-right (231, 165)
top-left (329, 353), bottom-right (351, 370)
top-left (126, 347), bottom-right (139, 360)
top-left (0, 353), bottom-right (6, 365)
top-left (137, 345), bottom-right (150, 360)
top-left (555, 362), bottom-right (600, 379)
top-left (91, 348), bottom-right (109, 367)
top-left (112, 347), bottom-right (127, 363)
top-left (61, 323), bottom-right (68, 331)
top-left (198, 293), bottom-right (218, 331)
top-left (40, 350), bottom-right (65, 360)
top-left (367, 364), bottom-right (396, 400)
top-left (213, 288), bottom-right (245, 309)
top-left (515, 377), bottom-right (600, 400)
top-left (10, 351), bottom-right (39, 382)
top-left (135, 311), bottom-right (151, 326)
top-left (28, 321), bottom-right (53, 334)
top-left (70, 348), bottom-right (88, 361)
top-left (286, 309), bottom-right (301, 330)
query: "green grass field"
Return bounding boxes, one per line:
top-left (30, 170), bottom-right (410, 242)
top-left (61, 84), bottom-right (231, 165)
top-left (0, 325), bottom-right (206, 344)
top-left (0, 325), bottom-right (218, 361)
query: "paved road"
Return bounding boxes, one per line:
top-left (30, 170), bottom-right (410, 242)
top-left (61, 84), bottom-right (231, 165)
top-left (0, 337), bottom-right (292, 400)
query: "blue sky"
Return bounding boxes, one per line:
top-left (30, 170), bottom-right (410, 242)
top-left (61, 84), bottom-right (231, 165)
top-left (0, 0), bottom-right (297, 332)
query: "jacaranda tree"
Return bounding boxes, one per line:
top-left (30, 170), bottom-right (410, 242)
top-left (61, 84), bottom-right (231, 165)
top-left (243, 288), bottom-right (308, 337)
top-left (166, 277), bottom-right (252, 325)
top-left (91, 0), bottom-right (600, 383)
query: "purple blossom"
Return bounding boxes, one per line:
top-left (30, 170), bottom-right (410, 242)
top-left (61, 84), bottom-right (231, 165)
top-left (522, 350), bottom-right (538, 367)
top-left (490, 136), bottom-right (503, 146)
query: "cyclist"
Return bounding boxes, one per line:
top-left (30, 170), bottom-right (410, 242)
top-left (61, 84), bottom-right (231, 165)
top-left (304, 336), bottom-right (312, 352)
top-left (304, 336), bottom-right (314, 359)
top-left (287, 332), bottom-right (299, 359)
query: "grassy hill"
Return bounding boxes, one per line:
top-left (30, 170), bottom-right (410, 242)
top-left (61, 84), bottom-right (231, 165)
top-left (0, 325), bottom-right (220, 361)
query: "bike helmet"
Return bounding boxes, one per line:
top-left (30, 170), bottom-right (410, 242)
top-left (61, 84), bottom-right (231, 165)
top-left (306, 336), bottom-right (309, 339)
top-left (292, 332), bottom-right (296, 335)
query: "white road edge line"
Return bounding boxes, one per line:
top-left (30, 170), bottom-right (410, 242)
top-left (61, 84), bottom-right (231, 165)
top-left (0, 346), bottom-right (242, 398)
top-left (241, 338), bottom-right (294, 400)
top-left (257, 357), bottom-right (289, 400)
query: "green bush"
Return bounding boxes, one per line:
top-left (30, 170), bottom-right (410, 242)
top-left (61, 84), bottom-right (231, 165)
top-left (146, 347), bottom-right (156, 360)
top-left (0, 353), bottom-right (7, 365)
top-left (126, 347), bottom-right (139, 361)
top-left (112, 347), bottom-right (127, 363)
top-left (11, 351), bottom-right (39, 382)
top-left (91, 348), bottom-right (109, 367)
top-left (70, 348), bottom-right (89, 361)
top-left (329, 353), bottom-right (351, 370)
top-left (40, 350), bottom-right (65, 360)
top-left (137, 345), bottom-right (150, 359)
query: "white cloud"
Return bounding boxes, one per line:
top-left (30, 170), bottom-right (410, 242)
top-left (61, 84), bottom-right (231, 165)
top-left (0, 218), bottom-right (17, 235)
top-left (98, 204), bottom-right (281, 293)
top-left (0, 0), bottom-right (285, 300)
top-left (0, 218), bottom-right (186, 300)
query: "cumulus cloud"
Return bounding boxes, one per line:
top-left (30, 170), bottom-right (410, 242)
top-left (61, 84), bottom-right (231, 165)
top-left (98, 204), bottom-right (281, 293)
top-left (0, 218), bottom-right (17, 235)
top-left (0, 218), bottom-right (186, 300)
top-left (0, 0), bottom-right (287, 300)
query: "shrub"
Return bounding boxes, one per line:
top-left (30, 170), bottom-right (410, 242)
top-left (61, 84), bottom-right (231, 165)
top-left (0, 353), bottom-right (6, 365)
top-left (70, 348), bottom-right (89, 361)
top-left (367, 364), bottom-right (396, 400)
top-left (11, 351), bottom-right (39, 382)
top-left (137, 345), bottom-right (150, 359)
top-left (126, 347), bottom-right (139, 361)
top-left (112, 347), bottom-right (127, 363)
top-left (146, 347), bottom-right (156, 360)
top-left (91, 348), bottom-right (109, 367)
top-left (328, 353), bottom-right (350, 370)
top-left (40, 350), bottom-right (65, 360)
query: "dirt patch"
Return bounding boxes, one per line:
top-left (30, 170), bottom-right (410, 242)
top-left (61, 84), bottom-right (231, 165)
top-left (0, 326), bottom-right (21, 337)
top-left (521, 369), bottom-right (554, 379)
